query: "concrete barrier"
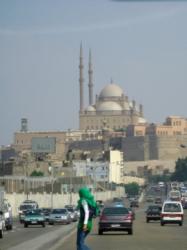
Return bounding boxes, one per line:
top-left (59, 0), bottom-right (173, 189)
top-left (5, 187), bottom-right (125, 216)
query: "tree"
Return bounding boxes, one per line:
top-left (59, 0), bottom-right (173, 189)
top-left (124, 182), bottom-right (140, 196)
top-left (171, 157), bottom-right (187, 182)
top-left (30, 170), bottom-right (44, 177)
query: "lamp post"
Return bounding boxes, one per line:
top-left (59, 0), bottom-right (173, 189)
top-left (23, 153), bottom-right (29, 200)
top-left (48, 163), bottom-right (54, 209)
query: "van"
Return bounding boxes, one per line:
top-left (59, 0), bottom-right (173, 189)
top-left (161, 201), bottom-right (184, 226)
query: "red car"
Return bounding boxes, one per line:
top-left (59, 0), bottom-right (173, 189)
top-left (98, 206), bottom-right (133, 235)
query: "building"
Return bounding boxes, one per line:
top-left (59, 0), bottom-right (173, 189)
top-left (73, 150), bottom-right (124, 184)
top-left (13, 119), bottom-right (103, 161)
top-left (122, 116), bottom-right (187, 161)
top-left (78, 45), bottom-right (146, 131)
top-left (126, 116), bottom-right (187, 137)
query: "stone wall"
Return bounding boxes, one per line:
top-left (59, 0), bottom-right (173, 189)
top-left (124, 159), bottom-right (176, 176)
top-left (122, 135), bottom-right (187, 161)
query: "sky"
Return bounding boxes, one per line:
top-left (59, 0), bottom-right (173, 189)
top-left (0, 0), bottom-right (187, 146)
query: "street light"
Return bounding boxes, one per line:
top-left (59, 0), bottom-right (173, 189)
top-left (48, 163), bottom-right (54, 209)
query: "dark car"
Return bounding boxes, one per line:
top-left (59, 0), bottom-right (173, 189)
top-left (41, 208), bottom-right (52, 222)
top-left (154, 197), bottom-right (162, 204)
top-left (130, 200), bottom-right (139, 208)
top-left (113, 197), bottom-right (123, 203)
top-left (98, 206), bottom-right (133, 235)
top-left (146, 205), bottom-right (161, 223)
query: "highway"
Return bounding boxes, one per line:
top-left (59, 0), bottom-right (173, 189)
top-left (0, 219), bottom-right (77, 250)
top-left (1, 186), bottom-right (187, 250)
top-left (57, 204), bottom-right (187, 250)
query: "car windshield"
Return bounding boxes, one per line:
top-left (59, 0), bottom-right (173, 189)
top-left (26, 211), bottom-right (41, 216)
top-left (20, 204), bottom-right (35, 210)
top-left (52, 209), bottom-right (67, 214)
top-left (103, 207), bottom-right (129, 215)
top-left (164, 203), bottom-right (181, 212)
top-left (67, 208), bottom-right (74, 212)
top-left (148, 206), bottom-right (161, 212)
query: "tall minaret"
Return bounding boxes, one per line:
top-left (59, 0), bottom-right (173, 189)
top-left (88, 49), bottom-right (93, 106)
top-left (79, 43), bottom-right (84, 113)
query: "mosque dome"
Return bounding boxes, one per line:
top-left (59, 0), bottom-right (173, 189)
top-left (97, 101), bottom-right (122, 111)
top-left (86, 106), bottom-right (96, 112)
top-left (99, 83), bottom-right (124, 98)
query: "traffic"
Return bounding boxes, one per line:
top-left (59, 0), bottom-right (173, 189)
top-left (1, 181), bottom-right (187, 250)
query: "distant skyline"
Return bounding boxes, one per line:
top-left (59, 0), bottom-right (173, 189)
top-left (0, 0), bottom-right (187, 145)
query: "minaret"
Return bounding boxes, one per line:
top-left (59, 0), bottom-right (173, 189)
top-left (139, 104), bottom-right (143, 117)
top-left (88, 49), bottom-right (93, 106)
top-left (79, 43), bottom-right (84, 113)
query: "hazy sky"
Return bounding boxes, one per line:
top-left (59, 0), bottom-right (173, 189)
top-left (0, 0), bottom-right (187, 146)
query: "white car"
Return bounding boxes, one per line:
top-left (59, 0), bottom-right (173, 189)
top-left (0, 211), bottom-right (5, 238)
top-left (161, 201), bottom-right (184, 226)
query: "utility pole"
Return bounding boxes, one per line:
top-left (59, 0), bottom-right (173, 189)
top-left (48, 162), bottom-right (54, 209)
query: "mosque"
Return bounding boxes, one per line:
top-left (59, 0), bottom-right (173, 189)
top-left (79, 45), bottom-right (146, 131)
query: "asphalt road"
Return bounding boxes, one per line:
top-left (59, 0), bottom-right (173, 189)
top-left (57, 204), bottom-right (187, 250)
top-left (0, 219), bottom-right (77, 250)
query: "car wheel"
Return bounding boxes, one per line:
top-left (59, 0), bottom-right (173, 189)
top-left (146, 218), bottom-right (149, 223)
top-left (0, 229), bottom-right (3, 238)
top-left (98, 229), bottom-right (103, 235)
top-left (42, 222), bottom-right (45, 228)
top-left (179, 222), bottom-right (183, 226)
top-left (49, 222), bottom-right (54, 225)
top-left (128, 228), bottom-right (133, 235)
top-left (24, 223), bottom-right (28, 228)
top-left (161, 221), bottom-right (165, 226)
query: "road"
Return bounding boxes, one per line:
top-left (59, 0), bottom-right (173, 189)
top-left (57, 204), bottom-right (187, 250)
top-left (0, 219), bottom-right (77, 250)
top-left (1, 186), bottom-right (187, 250)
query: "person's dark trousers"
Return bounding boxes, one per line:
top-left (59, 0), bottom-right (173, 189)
top-left (76, 228), bottom-right (90, 250)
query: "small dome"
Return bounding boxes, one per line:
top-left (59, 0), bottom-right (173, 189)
top-left (99, 83), bottom-right (124, 98)
top-left (86, 106), bottom-right (96, 112)
top-left (97, 101), bottom-right (122, 111)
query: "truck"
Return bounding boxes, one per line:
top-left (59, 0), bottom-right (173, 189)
top-left (0, 188), bottom-right (13, 230)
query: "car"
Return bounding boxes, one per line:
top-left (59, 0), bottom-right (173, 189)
top-left (112, 197), bottom-right (124, 204)
top-left (154, 197), bottom-right (162, 204)
top-left (146, 196), bottom-right (154, 202)
top-left (127, 207), bottom-right (135, 220)
top-left (18, 203), bottom-right (38, 223)
top-left (160, 201), bottom-right (184, 226)
top-left (130, 200), bottom-right (139, 208)
top-left (48, 208), bottom-right (71, 225)
top-left (96, 200), bottom-right (105, 215)
top-left (112, 202), bottom-right (125, 208)
top-left (98, 205), bottom-right (133, 235)
top-left (182, 200), bottom-right (187, 209)
top-left (0, 211), bottom-right (5, 239)
top-left (41, 208), bottom-right (52, 222)
top-left (24, 209), bottom-right (45, 228)
top-left (66, 207), bottom-right (79, 222)
top-left (146, 205), bottom-right (161, 223)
